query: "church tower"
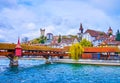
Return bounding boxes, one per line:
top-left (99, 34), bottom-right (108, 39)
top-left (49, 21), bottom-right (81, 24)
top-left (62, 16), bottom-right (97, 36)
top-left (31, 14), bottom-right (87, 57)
top-left (79, 23), bottom-right (84, 33)
top-left (108, 27), bottom-right (113, 36)
top-left (40, 28), bottom-right (45, 37)
top-left (77, 23), bottom-right (84, 42)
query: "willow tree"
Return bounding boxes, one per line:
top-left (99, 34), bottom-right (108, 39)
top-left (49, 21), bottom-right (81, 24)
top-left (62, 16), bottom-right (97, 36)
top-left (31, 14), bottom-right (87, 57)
top-left (69, 43), bottom-right (84, 60)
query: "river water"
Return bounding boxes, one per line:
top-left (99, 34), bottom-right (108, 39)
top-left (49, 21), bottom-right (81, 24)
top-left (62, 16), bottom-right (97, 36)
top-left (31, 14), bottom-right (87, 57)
top-left (0, 58), bottom-right (120, 83)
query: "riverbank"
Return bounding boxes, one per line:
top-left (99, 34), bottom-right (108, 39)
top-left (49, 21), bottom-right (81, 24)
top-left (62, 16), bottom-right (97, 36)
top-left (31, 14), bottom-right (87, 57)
top-left (54, 59), bottom-right (120, 66)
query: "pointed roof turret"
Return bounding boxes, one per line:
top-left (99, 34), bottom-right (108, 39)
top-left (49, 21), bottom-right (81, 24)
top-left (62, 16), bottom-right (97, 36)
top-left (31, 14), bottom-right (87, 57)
top-left (108, 27), bottom-right (113, 36)
top-left (108, 27), bottom-right (112, 31)
top-left (15, 37), bottom-right (21, 48)
top-left (18, 37), bottom-right (20, 45)
top-left (79, 23), bottom-right (83, 33)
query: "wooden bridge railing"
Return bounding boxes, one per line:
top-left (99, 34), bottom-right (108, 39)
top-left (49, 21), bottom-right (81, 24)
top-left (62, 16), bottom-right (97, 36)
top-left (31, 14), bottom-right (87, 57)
top-left (0, 52), bottom-right (14, 56)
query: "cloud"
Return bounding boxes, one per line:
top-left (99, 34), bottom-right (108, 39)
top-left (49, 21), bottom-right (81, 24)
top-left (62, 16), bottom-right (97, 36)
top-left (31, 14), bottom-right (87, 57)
top-left (0, 0), bottom-right (120, 43)
top-left (66, 28), bottom-right (78, 35)
top-left (0, 0), bottom-right (17, 9)
top-left (22, 22), bottom-right (36, 30)
top-left (0, 30), bottom-right (6, 42)
top-left (0, 22), bottom-right (14, 30)
top-left (88, 0), bottom-right (120, 15)
top-left (0, 39), bottom-right (5, 42)
top-left (0, 34), bottom-right (4, 39)
top-left (21, 30), bottom-right (40, 40)
top-left (43, 25), bottom-right (56, 35)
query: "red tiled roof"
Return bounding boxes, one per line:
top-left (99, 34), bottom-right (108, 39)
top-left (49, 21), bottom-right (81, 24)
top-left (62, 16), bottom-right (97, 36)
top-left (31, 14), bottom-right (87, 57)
top-left (102, 40), bottom-right (120, 45)
top-left (85, 29), bottom-right (107, 37)
top-left (61, 38), bottom-right (77, 44)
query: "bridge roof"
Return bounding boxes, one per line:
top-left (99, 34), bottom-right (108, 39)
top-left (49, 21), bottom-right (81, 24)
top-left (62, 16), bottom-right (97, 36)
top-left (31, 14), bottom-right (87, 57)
top-left (64, 46), bottom-right (120, 53)
top-left (0, 43), bottom-right (62, 52)
top-left (0, 43), bottom-right (16, 50)
top-left (1, 43), bottom-right (119, 53)
top-left (84, 47), bottom-right (120, 53)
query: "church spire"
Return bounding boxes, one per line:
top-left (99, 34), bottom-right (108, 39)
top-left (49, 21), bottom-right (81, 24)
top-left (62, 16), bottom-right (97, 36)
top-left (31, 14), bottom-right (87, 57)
top-left (15, 37), bottom-right (21, 48)
top-left (79, 23), bottom-right (83, 33)
top-left (108, 26), bottom-right (113, 36)
top-left (18, 37), bottom-right (20, 45)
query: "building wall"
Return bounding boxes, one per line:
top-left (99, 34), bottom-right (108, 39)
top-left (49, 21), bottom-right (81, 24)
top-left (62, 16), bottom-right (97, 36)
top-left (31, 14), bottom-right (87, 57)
top-left (82, 33), bottom-right (93, 42)
top-left (82, 53), bottom-right (92, 59)
top-left (47, 34), bottom-right (53, 40)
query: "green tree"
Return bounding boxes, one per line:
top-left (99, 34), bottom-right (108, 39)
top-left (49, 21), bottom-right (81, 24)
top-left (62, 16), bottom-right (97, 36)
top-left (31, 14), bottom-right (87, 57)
top-left (80, 39), bottom-right (93, 47)
top-left (31, 39), bottom-right (39, 44)
top-left (69, 43), bottom-right (84, 60)
top-left (22, 37), bottom-right (29, 43)
top-left (40, 39), bottom-right (45, 44)
top-left (115, 30), bottom-right (120, 41)
top-left (39, 36), bottom-right (46, 44)
top-left (108, 33), bottom-right (112, 36)
top-left (58, 35), bottom-right (62, 43)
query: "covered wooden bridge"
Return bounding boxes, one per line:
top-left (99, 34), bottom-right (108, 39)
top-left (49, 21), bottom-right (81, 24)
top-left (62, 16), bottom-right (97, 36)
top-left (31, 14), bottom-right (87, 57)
top-left (0, 41), bottom-right (67, 66)
top-left (0, 43), bottom-right (67, 57)
top-left (0, 41), bottom-right (120, 66)
top-left (64, 46), bottom-right (120, 60)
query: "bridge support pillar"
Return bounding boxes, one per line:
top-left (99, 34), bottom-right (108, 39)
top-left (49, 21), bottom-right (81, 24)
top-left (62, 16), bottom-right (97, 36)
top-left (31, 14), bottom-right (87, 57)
top-left (45, 59), bottom-right (51, 64)
top-left (9, 56), bottom-right (19, 66)
top-left (45, 56), bottom-right (51, 64)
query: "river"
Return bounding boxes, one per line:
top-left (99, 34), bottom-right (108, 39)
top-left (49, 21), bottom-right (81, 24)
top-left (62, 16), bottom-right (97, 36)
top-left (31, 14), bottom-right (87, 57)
top-left (0, 58), bottom-right (120, 83)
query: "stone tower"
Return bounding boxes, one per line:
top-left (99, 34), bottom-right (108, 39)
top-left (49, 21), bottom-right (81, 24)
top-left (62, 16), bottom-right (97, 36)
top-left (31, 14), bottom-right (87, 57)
top-left (40, 28), bottom-right (45, 37)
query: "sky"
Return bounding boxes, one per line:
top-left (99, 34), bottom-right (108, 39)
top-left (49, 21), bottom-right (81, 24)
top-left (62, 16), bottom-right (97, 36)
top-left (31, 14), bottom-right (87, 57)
top-left (0, 0), bottom-right (120, 43)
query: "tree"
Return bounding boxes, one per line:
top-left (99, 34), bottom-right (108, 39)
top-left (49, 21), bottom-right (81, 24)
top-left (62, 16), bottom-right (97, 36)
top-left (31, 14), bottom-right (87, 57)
top-left (39, 36), bottom-right (46, 44)
top-left (22, 37), bottom-right (29, 43)
top-left (115, 30), bottom-right (120, 41)
top-left (31, 38), bottom-right (39, 44)
top-left (58, 35), bottom-right (61, 43)
top-left (40, 39), bottom-right (45, 44)
top-left (80, 39), bottom-right (93, 47)
top-left (108, 33), bottom-right (112, 36)
top-left (69, 43), bottom-right (84, 60)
